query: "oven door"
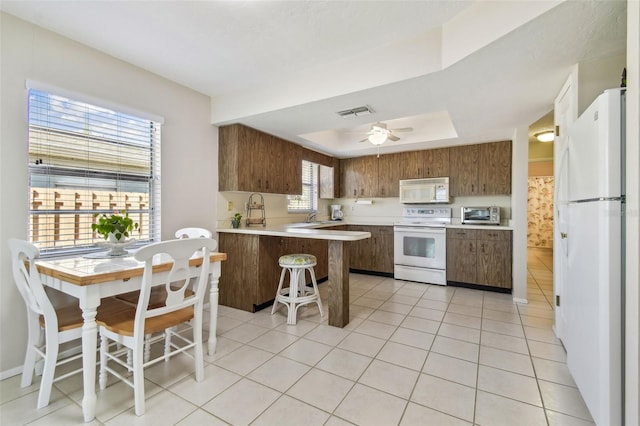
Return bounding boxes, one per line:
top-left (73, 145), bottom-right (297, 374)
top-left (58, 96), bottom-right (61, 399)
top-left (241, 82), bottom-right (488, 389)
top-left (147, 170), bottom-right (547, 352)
top-left (393, 226), bottom-right (446, 270)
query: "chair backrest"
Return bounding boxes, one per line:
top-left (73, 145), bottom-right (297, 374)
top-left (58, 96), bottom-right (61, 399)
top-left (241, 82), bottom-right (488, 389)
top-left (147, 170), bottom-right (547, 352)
top-left (174, 227), bottom-right (213, 239)
top-left (132, 238), bottom-right (217, 337)
top-left (8, 239), bottom-right (58, 330)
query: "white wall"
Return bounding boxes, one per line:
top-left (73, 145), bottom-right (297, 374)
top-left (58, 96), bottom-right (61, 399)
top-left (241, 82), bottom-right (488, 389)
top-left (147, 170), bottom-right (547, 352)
top-left (0, 13), bottom-right (217, 375)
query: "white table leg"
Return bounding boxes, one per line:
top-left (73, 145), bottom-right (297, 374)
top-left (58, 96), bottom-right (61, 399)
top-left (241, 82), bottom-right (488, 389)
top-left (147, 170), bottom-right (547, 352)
top-left (79, 292), bottom-right (100, 422)
top-left (207, 262), bottom-right (221, 356)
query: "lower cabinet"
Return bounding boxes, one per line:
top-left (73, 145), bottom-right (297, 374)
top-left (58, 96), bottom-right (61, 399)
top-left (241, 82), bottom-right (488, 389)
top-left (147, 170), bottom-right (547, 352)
top-left (348, 225), bottom-right (394, 274)
top-left (446, 228), bottom-right (512, 290)
top-left (218, 233), bottom-right (329, 312)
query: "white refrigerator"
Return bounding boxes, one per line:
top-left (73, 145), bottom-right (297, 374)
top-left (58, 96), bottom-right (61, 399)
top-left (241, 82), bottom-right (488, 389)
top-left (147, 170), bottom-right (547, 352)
top-left (565, 88), bottom-right (624, 426)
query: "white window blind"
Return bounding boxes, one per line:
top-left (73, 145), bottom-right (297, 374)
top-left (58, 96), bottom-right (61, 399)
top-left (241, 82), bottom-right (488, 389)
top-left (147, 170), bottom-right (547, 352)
top-left (27, 89), bottom-right (161, 255)
top-left (287, 160), bottom-right (318, 213)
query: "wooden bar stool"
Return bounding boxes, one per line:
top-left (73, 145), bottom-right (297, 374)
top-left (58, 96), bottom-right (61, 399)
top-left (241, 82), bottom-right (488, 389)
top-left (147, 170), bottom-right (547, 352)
top-left (271, 254), bottom-right (324, 325)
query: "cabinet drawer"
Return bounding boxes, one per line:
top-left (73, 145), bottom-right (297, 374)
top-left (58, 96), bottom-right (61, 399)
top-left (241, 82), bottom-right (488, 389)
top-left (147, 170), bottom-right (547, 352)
top-left (447, 229), bottom-right (478, 240)
top-left (477, 230), bottom-right (511, 241)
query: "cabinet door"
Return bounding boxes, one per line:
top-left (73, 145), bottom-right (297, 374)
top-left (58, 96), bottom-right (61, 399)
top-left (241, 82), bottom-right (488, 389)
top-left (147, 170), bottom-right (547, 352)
top-left (258, 236), bottom-right (286, 306)
top-left (218, 233), bottom-right (259, 311)
top-left (319, 164), bottom-right (335, 199)
top-left (340, 158), bottom-right (358, 198)
top-left (282, 142), bottom-right (302, 195)
top-left (449, 145), bottom-right (479, 196)
top-left (398, 151), bottom-right (422, 180)
top-left (479, 141), bottom-right (511, 195)
top-left (446, 237), bottom-right (477, 283)
top-left (377, 154), bottom-right (401, 197)
top-left (422, 148), bottom-right (450, 177)
top-left (373, 226), bottom-right (394, 273)
top-left (340, 157), bottom-right (378, 198)
top-left (476, 239), bottom-right (512, 288)
top-left (348, 225), bottom-right (375, 270)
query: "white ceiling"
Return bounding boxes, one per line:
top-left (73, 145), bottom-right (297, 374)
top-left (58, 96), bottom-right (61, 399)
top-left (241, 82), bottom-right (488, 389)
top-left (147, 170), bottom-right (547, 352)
top-left (1, 0), bottom-right (627, 158)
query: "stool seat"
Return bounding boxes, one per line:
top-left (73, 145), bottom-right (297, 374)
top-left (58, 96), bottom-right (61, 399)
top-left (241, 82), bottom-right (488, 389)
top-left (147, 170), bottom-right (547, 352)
top-left (272, 253), bottom-right (323, 325)
top-left (279, 254), bottom-right (317, 266)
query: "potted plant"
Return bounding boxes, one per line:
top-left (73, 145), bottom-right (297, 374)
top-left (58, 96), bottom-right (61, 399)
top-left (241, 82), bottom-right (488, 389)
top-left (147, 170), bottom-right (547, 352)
top-left (92, 210), bottom-right (139, 242)
top-left (231, 212), bottom-right (242, 228)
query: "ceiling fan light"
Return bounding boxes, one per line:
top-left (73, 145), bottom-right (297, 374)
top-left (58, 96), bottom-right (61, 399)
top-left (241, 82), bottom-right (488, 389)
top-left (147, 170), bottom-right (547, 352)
top-left (535, 131), bottom-right (554, 142)
top-left (368, 133), bottom-right (387, 145)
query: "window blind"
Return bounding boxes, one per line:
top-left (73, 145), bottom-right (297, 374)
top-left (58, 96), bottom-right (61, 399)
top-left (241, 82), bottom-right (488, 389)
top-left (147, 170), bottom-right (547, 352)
top-left (287, 160), bottom-right (318, 213)
top-left (27, 89), bottom-right (161, 255)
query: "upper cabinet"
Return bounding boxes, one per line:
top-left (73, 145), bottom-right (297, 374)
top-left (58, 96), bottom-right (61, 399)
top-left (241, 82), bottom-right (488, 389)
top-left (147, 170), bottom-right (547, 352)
top-left (449, 140), bottom-right (511, 196)
top-left (400, 148), bottom-right (450, 179)
top-left (340, 156), bottom-right (378, 198)
top-left (219, 124), bottom-right (306, 195)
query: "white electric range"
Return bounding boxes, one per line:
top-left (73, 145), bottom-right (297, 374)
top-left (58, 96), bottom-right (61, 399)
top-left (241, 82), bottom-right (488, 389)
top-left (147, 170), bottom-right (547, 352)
top-left (394, 206), bottom-right (451, 285)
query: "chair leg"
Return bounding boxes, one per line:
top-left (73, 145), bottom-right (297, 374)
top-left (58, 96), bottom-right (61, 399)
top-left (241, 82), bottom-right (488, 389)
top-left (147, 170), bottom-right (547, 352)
top-left (271, 267), bottom-right (287, 315)
top-left (193, 315), bottom-right (204, 382)
top-left (145, 333), bottom-right (152, 363)
top-left (21, 317), bottom-right (40, 388)
top-left (132, 345), bottom-right (145, 416)
top-left (164, 330), bottom-right (172, 362)
top-left (287, 268), bottom-right (301, 325)
top-left (308, 267), bottom-right (324, 316)
top-left (36, 330), bottom-right (58, 409)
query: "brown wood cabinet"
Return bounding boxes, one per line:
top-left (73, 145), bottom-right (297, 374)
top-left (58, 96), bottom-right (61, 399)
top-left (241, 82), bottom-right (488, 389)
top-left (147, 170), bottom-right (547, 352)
top-left (377, 153), bottom-right (402, 197)
top-left (449, 141), bottom-right (511, 196)
top-left (449, 144), bottom-right (479, 196)
top-left (446, 228), bottom-right (512, 290)
top-left (419, 148), bottom-right (450, 178)
top-left (340, 156), bottom-right (378, 198)
top-left (348, 225), bottom-right (394, 274)
top-left (218, 124), bottom-right (302, 195)
top-left (218, 233), bottom-right (330, 312)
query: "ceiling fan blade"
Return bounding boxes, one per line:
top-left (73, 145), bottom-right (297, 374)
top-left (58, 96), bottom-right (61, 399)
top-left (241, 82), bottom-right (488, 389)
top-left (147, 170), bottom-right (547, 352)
top-left (388, 134), bottom-right (400, 142)
top-left (358, 137), bottom-right (369, 143)
top-left (390, 127), bottom-right (413, 132)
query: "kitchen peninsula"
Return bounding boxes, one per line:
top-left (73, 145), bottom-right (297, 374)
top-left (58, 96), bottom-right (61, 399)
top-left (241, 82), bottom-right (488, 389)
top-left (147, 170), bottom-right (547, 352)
top-left (217, 224), bottom-right (371, 327)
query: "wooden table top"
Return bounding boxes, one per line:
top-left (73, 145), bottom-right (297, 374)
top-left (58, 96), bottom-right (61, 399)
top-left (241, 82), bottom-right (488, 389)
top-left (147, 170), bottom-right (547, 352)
top-left (35, 252), bottom-right (227, 286)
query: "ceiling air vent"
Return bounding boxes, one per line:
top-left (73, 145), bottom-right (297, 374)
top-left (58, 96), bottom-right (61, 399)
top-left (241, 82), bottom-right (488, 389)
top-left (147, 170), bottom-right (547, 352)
top-left (336, 105), bottom-right (374, 118)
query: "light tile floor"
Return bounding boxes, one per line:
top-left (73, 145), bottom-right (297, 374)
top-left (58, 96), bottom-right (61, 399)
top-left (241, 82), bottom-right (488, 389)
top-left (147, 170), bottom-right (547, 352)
top-left (1, 247), bottom-right (596, 425)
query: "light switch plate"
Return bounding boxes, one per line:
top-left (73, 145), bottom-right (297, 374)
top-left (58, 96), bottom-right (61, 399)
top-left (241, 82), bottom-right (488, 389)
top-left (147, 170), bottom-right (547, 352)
top-left (227, 201), bottom-right (233, 211)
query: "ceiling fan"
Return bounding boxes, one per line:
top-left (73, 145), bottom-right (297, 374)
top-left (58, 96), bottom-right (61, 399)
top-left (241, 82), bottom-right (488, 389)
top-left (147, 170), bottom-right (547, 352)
top-left (357, 122), bottom-right (413, 146)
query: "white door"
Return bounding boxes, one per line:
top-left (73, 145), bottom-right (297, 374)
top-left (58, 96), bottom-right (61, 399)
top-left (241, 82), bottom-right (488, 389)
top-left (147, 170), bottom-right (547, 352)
top-left (553, 74), bottom-right (576, 341)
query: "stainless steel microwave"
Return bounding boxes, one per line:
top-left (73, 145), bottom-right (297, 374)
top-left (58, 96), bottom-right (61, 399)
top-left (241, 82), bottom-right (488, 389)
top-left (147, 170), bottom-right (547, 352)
top-left (461, 206), bottom-right (501, 225)
top-left (399, 177), bottom-right (450, 204)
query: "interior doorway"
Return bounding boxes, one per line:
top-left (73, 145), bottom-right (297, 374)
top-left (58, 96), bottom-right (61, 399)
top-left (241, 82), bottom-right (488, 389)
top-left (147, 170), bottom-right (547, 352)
top-left (527, 111), bottom-right (555, 307)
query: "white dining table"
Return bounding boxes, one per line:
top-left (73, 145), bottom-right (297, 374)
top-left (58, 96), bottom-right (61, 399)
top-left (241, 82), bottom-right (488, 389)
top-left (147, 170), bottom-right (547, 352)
top-left (35, 251), bottom-right (227, 422)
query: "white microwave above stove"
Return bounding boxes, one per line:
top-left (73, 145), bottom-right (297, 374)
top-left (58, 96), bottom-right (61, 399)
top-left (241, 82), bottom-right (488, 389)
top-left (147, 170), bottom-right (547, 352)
top-left (399, 177), bottom-right (450, 204)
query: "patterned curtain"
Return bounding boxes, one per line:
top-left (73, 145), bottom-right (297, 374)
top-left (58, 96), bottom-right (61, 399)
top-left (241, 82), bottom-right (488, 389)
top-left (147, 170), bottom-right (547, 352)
top-left (528, 176), bottom-right (554, 248)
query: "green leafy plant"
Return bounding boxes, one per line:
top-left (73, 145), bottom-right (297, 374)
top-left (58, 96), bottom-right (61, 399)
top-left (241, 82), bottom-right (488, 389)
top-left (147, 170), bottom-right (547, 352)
top-left (231, 212), bottom-right (242, 228)
top-left (92, 210), bottom-right (139, 241)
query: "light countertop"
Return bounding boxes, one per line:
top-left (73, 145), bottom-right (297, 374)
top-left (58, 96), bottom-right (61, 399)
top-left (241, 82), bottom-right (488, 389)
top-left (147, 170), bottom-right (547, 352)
top-left (217, 223), bottom-right (371, 241)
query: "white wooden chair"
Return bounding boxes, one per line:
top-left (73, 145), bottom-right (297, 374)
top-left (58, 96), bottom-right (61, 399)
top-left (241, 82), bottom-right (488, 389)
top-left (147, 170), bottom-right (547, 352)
top-left (174, 227), bottom-right (212, 239)
top-left (116, 227), bottom-right (213, 308)
top-left (97, 238), bottom-right (217, 416)
top-left (114, 228), bottom-right (215, 359)
top-left (8, 238), bottom-right (128, 409)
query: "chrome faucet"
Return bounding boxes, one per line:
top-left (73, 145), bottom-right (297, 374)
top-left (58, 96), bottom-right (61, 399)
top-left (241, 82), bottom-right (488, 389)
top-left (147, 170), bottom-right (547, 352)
top-left (306, 212), bottom-right (317, 223)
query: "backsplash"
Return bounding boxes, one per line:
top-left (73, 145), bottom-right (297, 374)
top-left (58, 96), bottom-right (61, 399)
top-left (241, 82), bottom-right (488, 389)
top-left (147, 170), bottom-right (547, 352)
top-left (217, 191), bottom-right (512, 228)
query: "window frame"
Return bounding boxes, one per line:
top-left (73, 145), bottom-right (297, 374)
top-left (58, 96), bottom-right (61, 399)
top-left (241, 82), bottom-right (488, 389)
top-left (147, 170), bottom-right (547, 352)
top-left (26, 86), bottom-right (162, 257)
top-left (287, 160), bottom-right (318, 213)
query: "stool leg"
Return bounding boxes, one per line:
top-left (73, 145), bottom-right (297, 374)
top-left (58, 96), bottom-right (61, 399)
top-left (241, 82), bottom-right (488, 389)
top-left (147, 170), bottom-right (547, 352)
top-left (287, 267), bottom-right (300, 325)
top-left (271, 267), bottom-right (287, 315)
top-left (308, 266), bottom-right (324, 317)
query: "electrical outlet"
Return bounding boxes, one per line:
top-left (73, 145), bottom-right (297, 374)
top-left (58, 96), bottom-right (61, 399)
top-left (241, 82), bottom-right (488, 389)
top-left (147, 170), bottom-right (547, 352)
top-left (227, 201), bottom-right (233, 211)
